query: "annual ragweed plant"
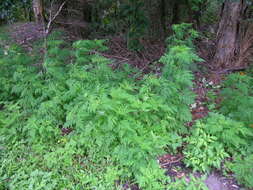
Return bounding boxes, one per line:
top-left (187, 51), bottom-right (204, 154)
top-left (183, 113), bottom-right (253, 173)
top-left (219, 73), bottom-right (253, 125)
top-left (0, 26), bottom-right (199, 189)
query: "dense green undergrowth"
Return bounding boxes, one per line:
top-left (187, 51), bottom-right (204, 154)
top-left (0, 24), bottom-right (253, 189)
top-left (0, 24), bottom-right (199, 190)
top-left (217, 72), bottom-right (253, 188)
top-left (198, 70), bottom-right (253, 188)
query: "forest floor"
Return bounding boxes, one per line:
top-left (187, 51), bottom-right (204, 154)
top-left (5, 22), bottom-right (247, 190)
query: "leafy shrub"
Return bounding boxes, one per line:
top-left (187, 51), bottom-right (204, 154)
top-left (0, 0), bottom-right (31, 23)
top-left (202, 113), bottom-right (253, 154)
top-left (184, 113), bottom-right (253, 172)
top-left (231, 154), bottom-right (253, 188)
top-left (183, 121), bottom-right (229, 172)
top-left (0, 43), bottom-right (34, 101)
top-left (166, 23), bottom-right (200, 50)
top-left (200, 72), bottom-right (253, 188)
top-left (219, 73), bottom-right (253, 125)
top-left (200, 0), bottom-right (222, 25)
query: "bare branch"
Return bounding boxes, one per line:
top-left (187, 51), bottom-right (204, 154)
top-left (45, 0), bottom-right (66, 35)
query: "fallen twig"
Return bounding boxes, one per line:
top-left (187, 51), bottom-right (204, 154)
top-left (160, 156), bottom-right (184, 167)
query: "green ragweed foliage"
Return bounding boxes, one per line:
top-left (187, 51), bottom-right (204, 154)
top-left (205, 72), bottom-right (253, 188)
top-left (183, 121), bottom-right (229, 172)
top-left (0, 33), bottom-right (199, 189)
top-left (231, 154), bottom-right (253, 188)
top-left (184, 113), bottom-right (253, 173)
top-left (73, 39), bottom-right (109, 64)
top-left (0, 43), bottom-right (34, 101)
top-left (166, 23), bottom-right (200, 50)
top-left (219, 73), bottom-right (253, 126)
top-left (159, 46), bottom-right (198, 133)
top-left (202, 113), bottom-right (253, 155)
top-left (164, 23), bottom-right (203, 73)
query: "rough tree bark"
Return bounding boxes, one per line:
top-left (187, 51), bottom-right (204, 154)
top-left (145, 0), bottom-right (164, 38)
top-left (237, 4), bottom-right (253, 67)
top-left (144, 0), bottom-right (176, 38)
top-left (213, 0), bottom-right (252, 68)
top-left (33, 0), bottom-right (46, 23)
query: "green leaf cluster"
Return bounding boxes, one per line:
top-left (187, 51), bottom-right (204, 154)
top-left (183, 113), bottom-right (253, 172)
top-left (183, 69), bottom-right (253, 183)
top-left (183, 121), bottom-right (229, 172)
top-left (231, 154), bottom-right (253, 188)
top-left (219, 73), bottom-right (253, 125)
top-left (166, 23), bottom-right (200, 50)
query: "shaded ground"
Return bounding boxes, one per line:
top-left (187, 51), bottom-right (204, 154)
top-left (9, 22), bottom-right (165, 72)
top-left (159, 154), bottom-right (240, 190)
top-left (205, 173), bottom-right (238, 190)
top-left (10, 22), bottom-right (45, 52)
top-left (106, 36), bottom-right (165, 72)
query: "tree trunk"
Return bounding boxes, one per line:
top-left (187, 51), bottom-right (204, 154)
top-left (237, 21), bottom-right (253, 67)
top-left (144, 0), bottom-right (175, 39)
top-left (33, 0), bottom-right (45, 23)
top-left (213, 0), bottom-right (247, 68)
top-left (145, 0), bottom-right (164, 38)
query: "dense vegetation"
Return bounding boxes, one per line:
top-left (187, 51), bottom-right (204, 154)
top-left (0, 0), bottom-right (253, 189)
